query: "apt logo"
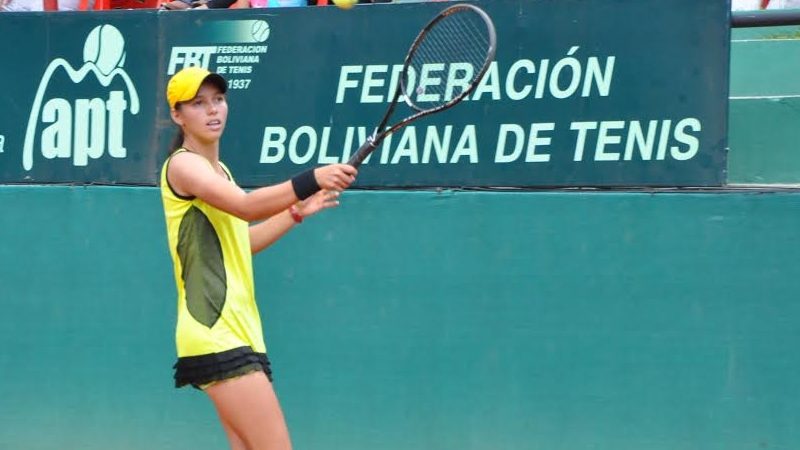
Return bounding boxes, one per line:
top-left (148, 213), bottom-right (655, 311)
top-left (23, 24), bottom-right (140, 171)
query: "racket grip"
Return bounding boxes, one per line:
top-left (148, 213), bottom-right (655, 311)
top-left (347, 139), bottom-right (377, 169)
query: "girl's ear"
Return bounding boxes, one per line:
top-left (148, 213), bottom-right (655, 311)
top-left (170, 108), bottom-right (184, 127)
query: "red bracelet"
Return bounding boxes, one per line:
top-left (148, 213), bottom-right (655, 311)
top-left (289, 205), bottom-right (303, 224)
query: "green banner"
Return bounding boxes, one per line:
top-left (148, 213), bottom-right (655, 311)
top-left (0, 0), bottom-right (730, 187)
top-left (0, 12), bottom-right (160, 184)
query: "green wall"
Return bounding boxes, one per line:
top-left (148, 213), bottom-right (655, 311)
top-left (1, 186), bottom-right (798, 450)
top-left (729, 25), bottom-right (800, 184)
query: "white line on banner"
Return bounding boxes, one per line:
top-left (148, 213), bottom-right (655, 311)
top-left (729, 94), bottom-right (800, 100)
top-left (732, 38), bottom-right (800, 43)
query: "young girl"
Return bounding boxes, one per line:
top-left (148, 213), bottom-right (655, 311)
top-left (160, 66), bottom-right (357, 450)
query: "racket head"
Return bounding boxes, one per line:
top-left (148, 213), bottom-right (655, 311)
top-left (399, 4), bottom-right (497, 113)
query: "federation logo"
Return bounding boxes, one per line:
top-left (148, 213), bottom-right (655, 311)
top-left (167, 20), bottom-right (271, 90)
top-left (23, 24), bottom-right (140, 171)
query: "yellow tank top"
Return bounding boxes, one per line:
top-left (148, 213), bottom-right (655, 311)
top-left (160, 149), bottom-right (266, 358)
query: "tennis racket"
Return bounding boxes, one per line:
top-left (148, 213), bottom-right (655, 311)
top-left (347, 3), bottom-right (497, 168)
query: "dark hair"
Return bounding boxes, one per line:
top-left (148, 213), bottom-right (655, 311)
top-left (169, 103), bottom-right (184, 154)
top-left (169, 127), bottom-right (184, 154)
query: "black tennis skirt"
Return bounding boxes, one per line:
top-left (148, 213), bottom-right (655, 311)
top-left (173, 346), bottom-right (273, 389)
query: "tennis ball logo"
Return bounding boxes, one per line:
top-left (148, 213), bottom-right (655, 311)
top-left (251, 20), bottom-right (270, 43)
top-left (22, 23), bottom-right (140, 171)
top-left (83, 25), bottom-right (127, 76)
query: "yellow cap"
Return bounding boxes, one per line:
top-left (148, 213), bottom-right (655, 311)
top-left (166, 67), bottom-right (227, 109)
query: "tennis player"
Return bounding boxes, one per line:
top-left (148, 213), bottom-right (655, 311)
top-left (160, 66), bottom-right (356, 450)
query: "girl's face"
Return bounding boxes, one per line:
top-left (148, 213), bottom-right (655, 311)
top-left (172, 83), bottom-right (228, 144)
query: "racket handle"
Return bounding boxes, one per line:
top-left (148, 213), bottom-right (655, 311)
top-left (347, 139), bottom-right (377, 169)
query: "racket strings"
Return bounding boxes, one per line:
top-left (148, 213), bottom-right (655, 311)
top-left (409, 41), bottom-right (474, 105)
top-left (438, 16), bottom-right (489, 86)
top-left (416, 20), bottom-right (485, 83)
top-left (441, 12), bottom-right (491, 63)
top-left (429, 18), bottom-right (484, 81)
top-left (428, 14), bottom-right (484, 64)
top-left (406, 9), bottom-right (493, 109)
top-left (431, 11), bottom-right (490, 67)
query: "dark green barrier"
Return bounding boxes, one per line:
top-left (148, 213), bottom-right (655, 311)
top-left (0, 0), bottom-right (730, 188)
top-left (1, 186), bottom-right (799, 449)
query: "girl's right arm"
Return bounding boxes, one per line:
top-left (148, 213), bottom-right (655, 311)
top-left (167, 151), bottom-right (356, 222)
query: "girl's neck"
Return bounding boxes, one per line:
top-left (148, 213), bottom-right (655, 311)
top-left (182, 136), bottom-right (220, 164)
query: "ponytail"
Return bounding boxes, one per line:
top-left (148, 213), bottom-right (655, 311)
top-left (169, 127), bottom-right (184, 154)
top-left (169, 102), bottom-right (184, 154)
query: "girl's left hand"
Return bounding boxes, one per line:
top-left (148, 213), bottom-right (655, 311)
top-left (295, 189), bottom-right (341, 219)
